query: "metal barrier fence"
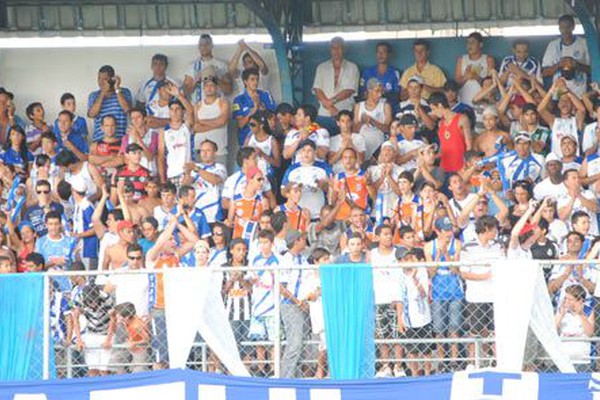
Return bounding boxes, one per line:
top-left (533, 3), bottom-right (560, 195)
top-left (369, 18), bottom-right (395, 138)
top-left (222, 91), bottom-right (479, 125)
top-left (21, 260), bottom-right (600, 379)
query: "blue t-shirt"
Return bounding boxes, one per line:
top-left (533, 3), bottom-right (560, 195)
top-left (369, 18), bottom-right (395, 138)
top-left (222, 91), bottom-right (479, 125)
top-left (359, 64), bottom-right (401, 114)
top-left (178, 208), bottom-right (211, 239)
top-left (35, 234), bottom-right (77, 270)
top-left (1, 147), bottom-right (34, 170)
top-left (87, 89), bottom-right (133, 142)
top-left (138, 238), bottom-right (156, 255)
top-left (430, 238), bottom-right (464, 301)
top-left (232, 89), bottom-right (277, 145)
top-left (23, 202), bottom-right (65, 237)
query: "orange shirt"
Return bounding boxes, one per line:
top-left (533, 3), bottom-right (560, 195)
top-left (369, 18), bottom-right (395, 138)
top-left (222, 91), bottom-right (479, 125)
top-left (393, 194), bottom-right (424, 243)
top-left (334, 170), bottom-right (370, 220)
top-left (232, 194), bottom-right (264, 239)
top-left (278, 203), bottom-right (308, 232)
top-left (152, 254), bottom-right (180, 309)
top-left (126, 316), bottom-right (149, 352)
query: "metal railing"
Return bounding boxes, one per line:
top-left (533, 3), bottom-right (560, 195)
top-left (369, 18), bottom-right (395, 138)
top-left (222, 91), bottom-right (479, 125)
top-left (14, 259), bottom-right (600, 379)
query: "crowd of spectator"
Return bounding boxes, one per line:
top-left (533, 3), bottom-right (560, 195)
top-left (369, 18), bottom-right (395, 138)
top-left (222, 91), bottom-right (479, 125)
top-left (0, 14), bottom-right (600, 378)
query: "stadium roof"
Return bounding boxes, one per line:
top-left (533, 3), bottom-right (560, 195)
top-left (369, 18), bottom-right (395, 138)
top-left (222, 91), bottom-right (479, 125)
top-left (0, 0), bottom-right (594, 34)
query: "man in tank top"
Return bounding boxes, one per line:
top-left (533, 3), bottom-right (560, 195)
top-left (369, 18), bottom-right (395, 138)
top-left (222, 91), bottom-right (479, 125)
top-left (429, 93), bottom-right (473, 173)
top-left (454, 32), bottom-right (495, 105)
top-left (193, 72), bottom-right (230, 166)
top-left (157, 86), bottom-right (195, 187)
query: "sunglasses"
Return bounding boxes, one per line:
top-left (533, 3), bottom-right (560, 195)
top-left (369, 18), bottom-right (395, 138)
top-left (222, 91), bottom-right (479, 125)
top-left (248, 122), bottom-right (258, 128)
top-left (256, 177), bottom-right (264, 182)
top-left (37, 190), bottom-right (50, 194)
top-left (213, 231), bottom-right (224, 236)
top-left (128, 256), bottom-right (142, 260)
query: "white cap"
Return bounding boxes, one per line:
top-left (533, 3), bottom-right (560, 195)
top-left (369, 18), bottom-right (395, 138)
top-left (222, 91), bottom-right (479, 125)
top-left (544, 152), bottom-right (561, 165)
top-left (70, 177), bottom-right (87, 194)
top-left (407, 74), bottom-right (424, 85)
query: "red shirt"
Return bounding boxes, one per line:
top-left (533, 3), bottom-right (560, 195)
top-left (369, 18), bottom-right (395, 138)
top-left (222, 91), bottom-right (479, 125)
top-left (116, 165), bottom-right (151, 201)
top-left (438, 113), bottom-right (466, 173)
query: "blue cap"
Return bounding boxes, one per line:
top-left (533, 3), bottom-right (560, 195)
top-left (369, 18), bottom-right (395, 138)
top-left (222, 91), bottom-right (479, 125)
top-left (434, 216), bottom-right (453, 231)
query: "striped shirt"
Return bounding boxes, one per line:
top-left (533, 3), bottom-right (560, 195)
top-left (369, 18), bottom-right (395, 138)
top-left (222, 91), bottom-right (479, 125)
top-left (87, 88), bottom-right (133, 142)
top-left (224, 271), bottom-right (251, 321)
top-left (499, 55), bottom-right (542, 87)
top-left (77, 291), bottom-right (114, 335)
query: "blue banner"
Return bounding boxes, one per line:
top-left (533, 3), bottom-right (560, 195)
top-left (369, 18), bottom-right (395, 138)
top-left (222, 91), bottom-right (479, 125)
top-left (0, 274), bottom-right (46, 381)
top-left (0, 370), bottom-right (599, 400)
top-left (320, 263), bottom-right (375, 379)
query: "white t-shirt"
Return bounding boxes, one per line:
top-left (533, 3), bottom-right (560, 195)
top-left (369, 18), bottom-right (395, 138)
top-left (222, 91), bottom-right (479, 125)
top-left (449, 193), bottom-right (479, 228)
top-left (557, 190), bottom-right (599, 235)
top-left (284, 127), bottom-right (330, 163)
top-left (281, 162), bottom-right (331, 218)
top-left (368, 163), bottom-right (404, 219)
top-left (459, 238), bottom-right (505, 303)
top-left (107, 267), bottom-right (150, 317)
top-left (533, 178), bottom-right (568, 201)
top-left (581, 121), bottom-right (599, 155)
top-left (222, 170), bottom-right (272, 202)
top-left (190, 162), bottom-right (228, 223)
top-left (371, 247), bottom-right (401, 305)
top-left (397, 138), bottom-right (426, 171)
top-left (329, 133), bottom-right (366, 173)
top-left (399, 268), bottom-right (431, 328)
top-left (542, 36), bottom-right (590, 68)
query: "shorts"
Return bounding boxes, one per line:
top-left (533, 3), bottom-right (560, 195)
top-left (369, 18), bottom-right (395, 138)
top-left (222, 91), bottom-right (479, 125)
top-left (83, 333), bottom-right (112, 371)
top-left (375, 304), bottom-right (398, 339)
top-left (401, 324), bottom-right (433, 355)
top-left (151, 308), bottom-right (169, 364)
top-left (466, 302), bottom-right (494, 334)
top-left (248, 316), bottom-right (276, 342)
top-left (431, 300), bottom-right (464, 334)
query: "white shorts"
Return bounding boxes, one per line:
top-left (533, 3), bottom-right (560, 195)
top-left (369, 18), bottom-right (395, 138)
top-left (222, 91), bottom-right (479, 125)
top-left (83, 333), bottom-right (112, 371)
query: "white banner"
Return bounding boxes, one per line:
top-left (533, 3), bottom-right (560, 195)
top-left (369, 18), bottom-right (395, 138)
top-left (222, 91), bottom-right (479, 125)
top-left (493, 259), bottom-right (575, 372)
top-left (164, 268), bottom-right (249, 376)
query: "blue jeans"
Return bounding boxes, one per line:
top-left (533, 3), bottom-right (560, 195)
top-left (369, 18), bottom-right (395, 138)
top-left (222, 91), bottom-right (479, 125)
top-left (431, 300), bottom-right (463, 334)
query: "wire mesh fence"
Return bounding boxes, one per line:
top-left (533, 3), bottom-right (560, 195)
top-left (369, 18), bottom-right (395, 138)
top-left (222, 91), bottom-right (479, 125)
top-left (22, 260), bottom-right (600, 379)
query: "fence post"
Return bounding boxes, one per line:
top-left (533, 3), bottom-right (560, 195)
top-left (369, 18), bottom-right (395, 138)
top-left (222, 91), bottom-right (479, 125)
top-left (42, 273), bottom-right (50, 380)
top-left (474, 338), bottom-right (483, 369)
top-left (273, 268), bottom-right (282, 378)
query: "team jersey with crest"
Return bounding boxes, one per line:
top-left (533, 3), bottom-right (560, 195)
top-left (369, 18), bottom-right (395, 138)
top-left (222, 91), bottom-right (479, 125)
top-left (333, 169), bottom-right (370, 221)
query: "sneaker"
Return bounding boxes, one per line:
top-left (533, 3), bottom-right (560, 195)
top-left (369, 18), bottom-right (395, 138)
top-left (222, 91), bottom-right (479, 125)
top-left (393, 364), bottom-right (406, 377)
top-left (375, 364), bottom-right (393, 378)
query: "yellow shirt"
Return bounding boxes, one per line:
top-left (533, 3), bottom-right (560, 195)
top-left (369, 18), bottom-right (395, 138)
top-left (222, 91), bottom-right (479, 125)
top-left (400, 62), bottom-right (447, 99)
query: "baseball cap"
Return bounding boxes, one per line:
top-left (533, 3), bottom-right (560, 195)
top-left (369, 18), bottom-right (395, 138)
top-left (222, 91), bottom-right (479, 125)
top-left (399, 113), bottom-right (419, 126)
top-left (380, 141), bottom-right (397, 151)
top-left (70, 177), bottom-right (87, 194)
top-left (434, 216), bottom-right (453, 231)
top-left (544, 152), bottom-right (561, 165)
top-left (514, 133), bottom-right (532, 143)
top-left (511, 94), bottom-right (527, 108)
top-left (126, 143), bottom-right (144, 153)
top-left (407, 75), bottom-right (424, 85)
top-left (285, 230), bottom-right (305, 248)
top-left (117, 220), bottom-right (135, 231)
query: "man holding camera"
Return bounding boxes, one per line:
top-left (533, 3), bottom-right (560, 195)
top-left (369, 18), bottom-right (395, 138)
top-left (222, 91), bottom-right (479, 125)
top-left (88, 65), bottom-right (133, 142)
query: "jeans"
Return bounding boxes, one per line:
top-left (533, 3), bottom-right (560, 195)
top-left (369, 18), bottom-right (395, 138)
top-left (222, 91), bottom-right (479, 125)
top-left (280, 303), bottom-right (309, 378)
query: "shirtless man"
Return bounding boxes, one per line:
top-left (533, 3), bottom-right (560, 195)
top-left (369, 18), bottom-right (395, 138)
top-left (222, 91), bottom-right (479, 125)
top-left (474, 106), bottom-right (512, 157)
top-left (118, 181), bottom-right (151, 225)
top-left (102, 220), bottom-right (136, 271)
top-left (139, 177), bottom-right (161, 215)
